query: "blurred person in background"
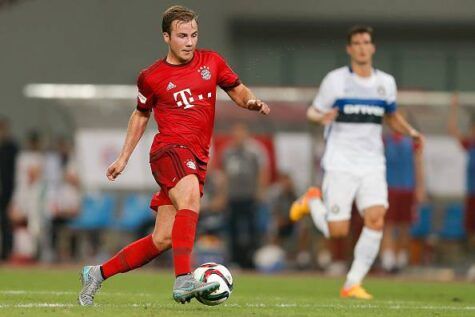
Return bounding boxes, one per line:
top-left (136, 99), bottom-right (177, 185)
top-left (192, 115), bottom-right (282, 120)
top-left (197, 157), bottom-right (227, 237)
top-left (193, 157), bottom-right (228, 265)
top-left (448, 94), bottom-right (475, 247)
top-left (290, 25), bottom-right (424, 299)
top-left (266, 172), bottom-right (297, 253)
top-left (222, 122), bottom-right (269, 269)
top-left (381, 109), bottom-right (426, 273)
top-left (8, 131), bottom-right (45, 263)
top-left (78, 5), bottom-right (270, 306)
top-left (254, 172), bottom-right (298, 272)
top-left (47, 137), bottom-right (81, 262)
top-left (0, 116), bottom-right (19, 261)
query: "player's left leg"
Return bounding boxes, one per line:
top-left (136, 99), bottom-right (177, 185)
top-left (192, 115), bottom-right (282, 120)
top-left (341, 205), bottom-right (385, 299)
top-left (168, 174), bottom-right (219, 303)
top-left (341, 171), bottom-right (387, 300)
top-left (78, 204), bottom-right (174, 306)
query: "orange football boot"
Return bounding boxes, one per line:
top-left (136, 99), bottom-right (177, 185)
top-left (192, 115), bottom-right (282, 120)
top-left (340, 284), bottom-right (373, 300)
top-left (289, 187), bottom-right (322, 222)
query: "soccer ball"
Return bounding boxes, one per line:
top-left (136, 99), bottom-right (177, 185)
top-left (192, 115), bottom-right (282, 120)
top-left (193, 262), bottom-right (233, 306)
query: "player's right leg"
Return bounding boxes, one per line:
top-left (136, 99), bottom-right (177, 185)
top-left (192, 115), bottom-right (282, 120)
top-left (296, 171), bottom-right (359, 238)
top-left (290, 187), bottom-right (331, 238)
top-left (78, 204), bottom-right (174, 306)
top-left (289, 187), bottom-right (322, 221)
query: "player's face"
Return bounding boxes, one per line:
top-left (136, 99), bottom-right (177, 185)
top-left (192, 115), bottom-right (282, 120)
top-left (163, 19), bottom-right (198, 64)
top-left (346, 32), bottom-right (375, 65)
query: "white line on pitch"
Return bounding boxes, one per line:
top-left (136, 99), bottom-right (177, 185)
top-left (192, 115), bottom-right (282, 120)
top-left (0, 302), bottom-right (474, 311)
top-left (0, 290), bottom-right (153, 297)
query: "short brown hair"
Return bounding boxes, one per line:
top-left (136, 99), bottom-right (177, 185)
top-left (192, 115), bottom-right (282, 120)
top-left (347, 25), bottom-right (374, 44)
top-left (162, 5), bottom-right (198, 34)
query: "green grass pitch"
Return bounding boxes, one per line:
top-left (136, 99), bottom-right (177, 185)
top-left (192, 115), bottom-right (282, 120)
top-left (1, 267), bottom-right (474, 317)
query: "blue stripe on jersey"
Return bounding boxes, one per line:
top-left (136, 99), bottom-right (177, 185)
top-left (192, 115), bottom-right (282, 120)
top-left (386, 102), bottom-right (397, 114)
top-left (333, 98), bottom-right (388, 110)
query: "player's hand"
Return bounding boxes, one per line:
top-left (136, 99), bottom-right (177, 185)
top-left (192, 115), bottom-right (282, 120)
top-left (106, 158), bottom-right (127, 181)
top-left (321, 108), bottom-right (338, 125)
top-left (247, 99), bottom-right (270, 115)
top-left (410, 129), bottom-right (425, 150)
top-left (415, 186), bottom-right (427, 204)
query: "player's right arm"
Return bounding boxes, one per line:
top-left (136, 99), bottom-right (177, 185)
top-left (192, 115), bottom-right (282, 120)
top-left (106, 72), bottom-right (154, 181)
top-left (106, 110), bottom-right (150, 181)
top-left (307, 73), bottom-right (338, 126)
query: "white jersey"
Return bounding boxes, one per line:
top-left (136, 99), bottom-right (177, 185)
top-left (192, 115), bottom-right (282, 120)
top-left (312, 66), bottom-right (397, 172)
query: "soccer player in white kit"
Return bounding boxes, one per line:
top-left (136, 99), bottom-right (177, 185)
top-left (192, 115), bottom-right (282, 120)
top-left (290, 26), bottom-right (424, 299)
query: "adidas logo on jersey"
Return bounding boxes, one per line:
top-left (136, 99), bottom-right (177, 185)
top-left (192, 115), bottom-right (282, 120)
top-left (167, 82), bottom-right (176, 91)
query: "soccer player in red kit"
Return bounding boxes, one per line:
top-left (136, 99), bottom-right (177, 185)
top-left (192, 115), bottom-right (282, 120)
top-left (78, 5), bottom-right (270, 306)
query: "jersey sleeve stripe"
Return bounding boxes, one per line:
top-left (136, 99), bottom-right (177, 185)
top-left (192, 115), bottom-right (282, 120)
top-left (136, 105), bottom-right (151, 113)
top-left (220, 79), bottom-right (242, 91)
top-left (386, 102), bottom-right (397, 114)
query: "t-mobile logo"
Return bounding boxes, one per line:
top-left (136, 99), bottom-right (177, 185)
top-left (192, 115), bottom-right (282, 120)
top-left (173, 88), bottom-right (195, 109)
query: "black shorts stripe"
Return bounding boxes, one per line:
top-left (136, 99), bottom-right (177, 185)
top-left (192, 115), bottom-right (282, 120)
top-left (168, 149), bottom-right (187, 179)
top-left (173, 150), bottom-right (188, 178)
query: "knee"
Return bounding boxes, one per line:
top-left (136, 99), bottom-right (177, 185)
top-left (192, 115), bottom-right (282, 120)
top-left (178, 194), bottom-right (200, 211)
top-left (152, 232), bottom-right (172, 251)
top-left (365, 215), bottom-right (385, 231)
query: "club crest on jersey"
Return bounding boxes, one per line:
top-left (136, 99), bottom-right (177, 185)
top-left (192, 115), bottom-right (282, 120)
top-left (330, 204), bottom-right (340, 214)
top-left (377, 85), bottom-right (386, 96)
top-left (198, 66), bottom-right (211, 80)
top-left (185, 159), bottom-right (197, 170)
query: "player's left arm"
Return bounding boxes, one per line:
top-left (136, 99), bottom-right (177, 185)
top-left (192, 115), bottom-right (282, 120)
top-left (413, 141), bottom-right (426, 203)
top-left (384, 76), bottom-right (424, 147)
top-left (385, 112), bottom-right (424, 148)
top-left (225, 84), bottom-right (270, 115)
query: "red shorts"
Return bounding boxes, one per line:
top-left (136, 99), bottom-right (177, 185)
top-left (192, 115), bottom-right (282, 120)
top-left (386, 189), bottom-right (415, 224)
top-left (149, 144), bottom-right (207, 211)
top-left (465, 195), bottom-right (475, 234)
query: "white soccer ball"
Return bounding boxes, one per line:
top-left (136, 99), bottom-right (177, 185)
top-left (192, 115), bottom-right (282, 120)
top-left (193, 262), bottom-right (233, 306)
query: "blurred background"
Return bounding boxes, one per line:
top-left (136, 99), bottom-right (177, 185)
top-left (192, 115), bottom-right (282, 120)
top-left (1, 0), bottom-right (475, 280)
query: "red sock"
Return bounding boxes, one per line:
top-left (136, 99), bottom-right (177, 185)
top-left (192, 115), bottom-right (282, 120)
top-left (101, 234), bottom-right (162, 279)
top-left (172, 209), bottom-right (198, 276)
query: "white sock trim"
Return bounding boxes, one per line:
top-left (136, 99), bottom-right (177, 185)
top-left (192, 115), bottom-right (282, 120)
top-left (361, 227), bottom-right (383, 239)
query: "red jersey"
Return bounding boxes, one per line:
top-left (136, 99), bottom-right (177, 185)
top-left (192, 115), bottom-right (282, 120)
top-left (136, 49), bottom-right (240, 163)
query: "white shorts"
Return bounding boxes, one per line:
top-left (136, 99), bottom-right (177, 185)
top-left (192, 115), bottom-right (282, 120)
top-left (322, 169), bottom-right (388, 222)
